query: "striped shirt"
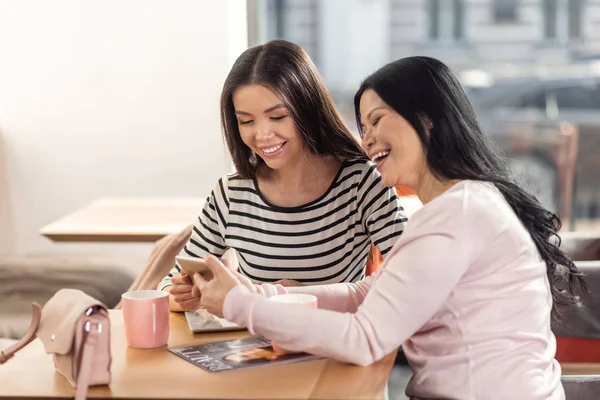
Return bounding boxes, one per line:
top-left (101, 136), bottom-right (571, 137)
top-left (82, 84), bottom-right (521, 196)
top-left (158, 159), bottom-right (407, 290)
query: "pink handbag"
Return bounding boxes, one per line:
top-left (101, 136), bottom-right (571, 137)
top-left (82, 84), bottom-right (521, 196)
top-left (0, 288), bottom-right (111, 400)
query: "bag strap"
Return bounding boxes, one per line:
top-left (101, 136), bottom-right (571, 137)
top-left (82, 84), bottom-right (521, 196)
top-left (74, 322), bottom-right (99, 400)
top-left (0, 302), bottom-right (42, 364)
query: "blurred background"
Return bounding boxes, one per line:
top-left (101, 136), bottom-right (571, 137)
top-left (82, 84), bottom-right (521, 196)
top-left (248, 0), bottom-right (600, 232)
top-left (1, 2), bottom-right (599, 399)
top-left (1, 0), bottom-right (597, 257)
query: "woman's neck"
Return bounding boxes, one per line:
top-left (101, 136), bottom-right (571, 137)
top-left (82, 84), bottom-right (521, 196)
top-left (413, 173), bottom-right (460, 205)
top-left (256, 152), bottom-right (341, 208)
top-left (265, 152), bottom-right (335, 189)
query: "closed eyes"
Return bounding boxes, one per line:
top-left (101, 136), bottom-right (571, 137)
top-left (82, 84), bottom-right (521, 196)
top-left (238, 115), bottom-right (288, 125)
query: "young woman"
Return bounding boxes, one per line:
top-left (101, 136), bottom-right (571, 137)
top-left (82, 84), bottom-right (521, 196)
top-left (159, 40), bottom-right (407, 311)
top-left (194, 56), bottom-right (585, 399)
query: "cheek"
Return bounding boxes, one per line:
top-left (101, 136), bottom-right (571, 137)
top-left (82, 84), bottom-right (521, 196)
top-left (406, 135), bottom-right (426, 167)
top-left (391, 132), bottom-right (423, 171)
top-left (238, 129), bottom-right (254, 145)
top-left (277, 119), bottom-right (300, 140)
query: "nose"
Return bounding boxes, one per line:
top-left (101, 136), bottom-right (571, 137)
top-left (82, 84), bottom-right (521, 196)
top-left (255, 122), bottom-right (274, 142)
top-left (361, 128), bottom-right (374, 151)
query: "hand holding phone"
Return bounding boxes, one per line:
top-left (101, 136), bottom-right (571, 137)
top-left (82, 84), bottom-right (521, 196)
top-left (175, 256), bottom-right (214, 283)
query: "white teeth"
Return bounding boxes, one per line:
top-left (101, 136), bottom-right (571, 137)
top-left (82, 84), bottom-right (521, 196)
top-left (262, 143), bottom-right (284, 154)
top-left (371, 151), bottom-right (390, 163)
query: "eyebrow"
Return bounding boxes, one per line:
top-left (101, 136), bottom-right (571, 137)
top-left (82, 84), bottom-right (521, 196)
top-left (365, 106), bottom-right (388, 121)
top-left (234, 103), bottom-right (287, 116)
top-left (360, 106), bottom-right (389, 129)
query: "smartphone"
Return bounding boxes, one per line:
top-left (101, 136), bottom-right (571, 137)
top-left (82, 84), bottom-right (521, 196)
top-left (175, 256), bottom-right (214, 283)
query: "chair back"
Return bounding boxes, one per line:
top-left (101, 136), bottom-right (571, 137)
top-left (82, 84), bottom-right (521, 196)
top-left (553, 233), bottom-right (600, 362)
top-left (561, 375), bottom-right (600, 400)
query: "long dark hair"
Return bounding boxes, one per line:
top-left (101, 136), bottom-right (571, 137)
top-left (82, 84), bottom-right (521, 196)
top-left (354, 56), bottom-right (585, 319)
top-left (220, 40), bottom-right (366, 178)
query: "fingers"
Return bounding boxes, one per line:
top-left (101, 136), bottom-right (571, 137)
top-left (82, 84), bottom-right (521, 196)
top-left (193, 272), bottom-right (209, 292)
top-left (233, 271), bottom-right (256, 291)
top-left (169, 287), bottom-right (200, 310)
top-left (172, 293), bottom-right (195, 303)
top-left (177, 298), bottom-right (201, 311)
top-left (191, 283), bottom-right (201, 298)
top-left (172, 273), bottom-right (192, 285)
top-left (235, 272), bottom-right (253, 286)
top-left (204, 254), bottom-right (224, 275)
top-left (169, 283), bottom-right (194, 295)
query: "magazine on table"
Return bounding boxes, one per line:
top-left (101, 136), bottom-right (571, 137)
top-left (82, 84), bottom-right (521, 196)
top-left (169, 336), bottom-right (321, 373)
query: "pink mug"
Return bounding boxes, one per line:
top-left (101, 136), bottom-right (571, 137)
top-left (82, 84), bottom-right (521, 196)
top-left (121, 290), bottom-right (170, 349)
top-left (268, 293), bottom-right (318, 353)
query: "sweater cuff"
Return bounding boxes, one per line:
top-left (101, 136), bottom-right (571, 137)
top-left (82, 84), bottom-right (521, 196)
top-left (223, 285), bottom-right (258, 332)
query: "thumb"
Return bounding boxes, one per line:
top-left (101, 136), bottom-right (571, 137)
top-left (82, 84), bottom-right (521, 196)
top-left (192, 273), bottom-right (206, 297)
top-left (205, 254), bottom-right (226, 275)
top-left (193, 272), bottom-right (208, 290)
top-left (206, 254), bottom-right (239, 281)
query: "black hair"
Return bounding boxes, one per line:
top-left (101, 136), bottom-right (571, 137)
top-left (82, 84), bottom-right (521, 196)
top-left (354, 56), bottom-right (585, 320)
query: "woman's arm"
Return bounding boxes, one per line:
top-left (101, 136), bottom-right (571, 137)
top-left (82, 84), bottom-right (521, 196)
top-left (224, 204), bottom-right (471, 366)
top-left (256, 276), bottom-right (376, 313)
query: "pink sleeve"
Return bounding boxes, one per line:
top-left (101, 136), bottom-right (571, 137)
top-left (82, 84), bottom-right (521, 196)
top-left (224, 203), bottom-right (472, 366)
top-left (256, 277), bottom-right (375, 313)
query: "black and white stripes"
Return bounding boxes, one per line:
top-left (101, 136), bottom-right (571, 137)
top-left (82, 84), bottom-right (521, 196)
top-left (158, 159), bottom-right (407, 290)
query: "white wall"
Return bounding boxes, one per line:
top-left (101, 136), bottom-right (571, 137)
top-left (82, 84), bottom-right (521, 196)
top-left (0, 0), bottom-right (247, 254)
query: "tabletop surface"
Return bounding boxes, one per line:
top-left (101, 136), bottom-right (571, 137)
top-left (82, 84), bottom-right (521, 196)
top-left (0, 310), bottom-right (396, 399)
top-left (39, 197), bottom-right (205, 243)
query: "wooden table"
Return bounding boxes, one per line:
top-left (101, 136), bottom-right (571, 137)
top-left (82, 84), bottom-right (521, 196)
top-left (39, 198), bottom-right (205, 243)
top-left (0, 310), bottom-right (396, 399)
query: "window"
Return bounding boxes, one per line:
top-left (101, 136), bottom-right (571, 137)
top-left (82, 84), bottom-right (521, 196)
top-left (544, 0), bottom-right (582, 41)
top-left (515, 91), bottom-right (548, 109)
top-left (568, 0), bottom-right (583, 39)
top-left (555, 83), bottom-right (600, 109)
top-left (261, 0), bottom-right (320, 64)
top-left (494, 0), bottom-right (518, 23)
top-left (428, 0), bottom-right (464, 42)
top-left (544, 0), bottom-right (558, 40)
top-left (428, 0), bottom-right (441, 39)
top-left (453, 0), bottom-right (464, 39)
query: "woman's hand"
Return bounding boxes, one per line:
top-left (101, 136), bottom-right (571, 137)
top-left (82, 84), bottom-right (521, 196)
top-left (170, 271), bottom-right (202, 311)
top-left (232, 271), bottom-right (260, 294)
top-left (194, 254), bottom-right (246, 317)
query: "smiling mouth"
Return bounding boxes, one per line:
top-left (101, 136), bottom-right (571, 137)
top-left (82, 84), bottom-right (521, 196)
top-left (260, 142), bottom-right (287, 157)
top-left (371, 150), bottom-right (390, 166)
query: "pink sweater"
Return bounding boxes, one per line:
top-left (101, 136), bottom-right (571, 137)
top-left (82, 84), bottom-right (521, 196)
top-left (224, 181), bottom-right (565, 399)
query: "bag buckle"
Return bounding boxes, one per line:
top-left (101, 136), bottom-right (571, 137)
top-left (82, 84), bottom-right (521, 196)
top-left (85, 321), bottom-right (103, 333)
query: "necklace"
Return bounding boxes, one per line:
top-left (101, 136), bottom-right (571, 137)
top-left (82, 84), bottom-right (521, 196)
top-left (303, 151), bottom-right (326, 184)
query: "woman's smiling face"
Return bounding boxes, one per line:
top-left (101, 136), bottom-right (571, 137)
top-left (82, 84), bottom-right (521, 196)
top-left (359, 88), bottom-right (427, 188)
